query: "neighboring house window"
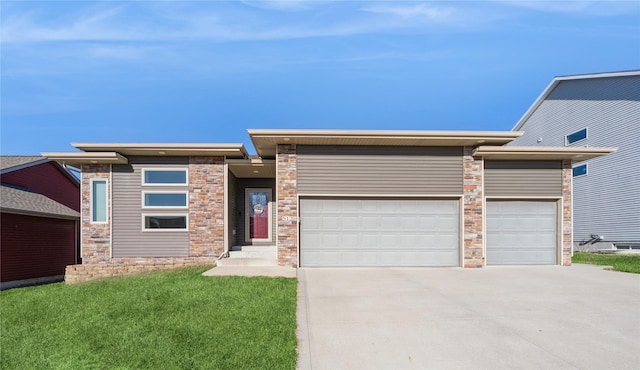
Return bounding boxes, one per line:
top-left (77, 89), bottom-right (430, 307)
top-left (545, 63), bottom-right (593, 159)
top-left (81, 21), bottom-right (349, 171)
top-left (143, 192), bottom-right (188, 208)
top-left (565, 128), bottom-right (587, 145)
top-left (572, 164), bottom-right (588, 177)
top-left (91, 179), bottom-right (108, 223)
top-left (143, 215), bottom-right (188, 230)
top-left (142, 169), bottom-right (187, 185)
top-left (615, 244), bottom-right (640, 250)
top-left (141, 167), bottom-right (188, 231)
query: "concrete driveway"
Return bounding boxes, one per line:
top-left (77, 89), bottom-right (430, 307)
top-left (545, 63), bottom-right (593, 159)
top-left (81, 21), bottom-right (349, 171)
top-left (296, 265), bottom-right (640, 369)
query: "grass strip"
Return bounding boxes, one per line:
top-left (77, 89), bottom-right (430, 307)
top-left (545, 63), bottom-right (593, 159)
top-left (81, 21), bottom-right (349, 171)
top-left (1, 267), bottom-right (298, 369)
top-left (572, 252), bottom-right (640, 274)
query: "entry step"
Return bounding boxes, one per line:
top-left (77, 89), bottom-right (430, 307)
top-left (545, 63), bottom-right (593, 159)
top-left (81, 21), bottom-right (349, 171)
top-left (216, 257), bottom-right (278, 267)
top-left (229, 246), bottom-right (277, 259)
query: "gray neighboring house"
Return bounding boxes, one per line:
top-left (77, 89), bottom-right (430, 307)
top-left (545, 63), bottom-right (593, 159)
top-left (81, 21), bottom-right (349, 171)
top-left (511, 70), bottom-right (640, 251)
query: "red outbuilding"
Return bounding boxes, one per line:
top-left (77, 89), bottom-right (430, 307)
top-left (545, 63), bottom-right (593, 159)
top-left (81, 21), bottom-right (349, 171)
top-left (1, 156), bottom-right (80, 290)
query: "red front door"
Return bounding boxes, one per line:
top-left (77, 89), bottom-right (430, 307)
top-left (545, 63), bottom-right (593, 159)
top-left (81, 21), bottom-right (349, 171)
top-left (247, 189), bottom-right (271, 241)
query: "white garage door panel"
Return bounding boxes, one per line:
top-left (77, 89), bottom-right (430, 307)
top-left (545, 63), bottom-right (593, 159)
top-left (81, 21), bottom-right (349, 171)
top-left (487, 201), bottom-right (558, 265)
top-left (300, 198), bottom-right (459, 267)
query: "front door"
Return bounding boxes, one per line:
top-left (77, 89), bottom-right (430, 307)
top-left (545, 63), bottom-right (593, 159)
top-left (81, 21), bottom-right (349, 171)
top-left (245, 188), bottom-right (272, 243)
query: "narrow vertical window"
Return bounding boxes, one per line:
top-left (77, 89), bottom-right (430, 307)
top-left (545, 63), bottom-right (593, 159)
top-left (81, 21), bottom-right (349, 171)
top-left (92, 180), bottom-right (107, 223)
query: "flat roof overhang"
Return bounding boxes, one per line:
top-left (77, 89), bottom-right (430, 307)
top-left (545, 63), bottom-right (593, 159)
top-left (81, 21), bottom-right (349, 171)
top-left (248, 129), bottom-right (523, 157)
top-left (41, 152), bottom-right (129, 167)
top-left (227, 158), bottom-right (276, 178)
top-left (71, 143), bottom-right (249, 158)
top-left (473, 146), bottom-right (617, 161)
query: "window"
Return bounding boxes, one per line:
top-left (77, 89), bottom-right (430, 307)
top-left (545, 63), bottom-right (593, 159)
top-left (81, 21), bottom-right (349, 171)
top-left (143, 215), bottom-right (188, 230)
top-left (141, 167), bottom-right (188, 231)
top-left (615, 244), bottom-right (640, 250)
top-left (91, 179), bottom-right (108, 223)
top-left (142, 169), bottom-right (187, 185)
top-left (572, 164), bottom-right (588, 177)
top-left (566, 128), bottom-right (587, 145)
top-left (143, 192), bottom-right (188, 208)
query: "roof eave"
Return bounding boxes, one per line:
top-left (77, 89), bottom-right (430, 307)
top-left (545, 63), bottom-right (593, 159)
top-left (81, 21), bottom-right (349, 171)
top-left (42, 152), bottom-right (129, 167)
top-left (0, 158), bottom-right (51, 175)
top-left (473, 146), bottom-right (618, 161)
top-left (71, 143), bottom-right (249, 158)
top-left (248, 129), bottom-right (524, 157)
top-left (0, 208), bottom-right (80, 220)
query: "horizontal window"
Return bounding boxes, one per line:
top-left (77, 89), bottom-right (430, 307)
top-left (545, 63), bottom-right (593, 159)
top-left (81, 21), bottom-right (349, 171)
top-left (572, 164), bottom-right (587, 177)
top-left (143, 215), bottom-right (188, 230)
top-left (143, 192), bottom-right (188, 208)
top-left (142, 169), bottom-right (187, 185)
top-left (615, 244), bottom-right (640, 250)
top-left (566, 128), bottom-right (587, 145)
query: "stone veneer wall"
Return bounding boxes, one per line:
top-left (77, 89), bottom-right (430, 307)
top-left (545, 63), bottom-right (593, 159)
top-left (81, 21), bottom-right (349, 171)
top-left (65, 258), bottom-right (216, 284)
top-left (81, 164), bottom-right (112, 264)
top-left (463, 147), bottom-right (484, 268)
top-left (561, 160), bottom-right (573, 266)
top-left (189, 156), bottom-right (225, 257)
top-left (277, 144), bottom-right (298, 267)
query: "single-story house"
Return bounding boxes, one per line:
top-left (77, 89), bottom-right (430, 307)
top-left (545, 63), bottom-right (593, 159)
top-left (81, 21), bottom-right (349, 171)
top-left (44, 130), bottom-right (615, 270)
top-left (1, 156), bottom-right (80, 289)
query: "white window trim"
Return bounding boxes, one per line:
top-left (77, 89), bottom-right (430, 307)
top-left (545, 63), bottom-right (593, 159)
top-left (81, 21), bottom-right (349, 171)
top-left (90, 178), bottom-right (109, 224)
top-left (141, 191), bottom-right (189, 209)
top-left (142, 213), bottom-right (189, 232)
top-left (572, 163), bottom-right (588, 178)
top-left (141, 167), bottom-right (189, 186)
top-left (565, 127), bottom-right (588, 146)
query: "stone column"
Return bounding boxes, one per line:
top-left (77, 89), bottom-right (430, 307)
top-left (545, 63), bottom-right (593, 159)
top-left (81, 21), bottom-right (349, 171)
top-left (81, 164), bottom-right (111, 264)
top-left (561, 160), bottom-right (573, 266)
top-left (189, 156), bottom-right (225, 257)
top-left (277, 144), bottom-right (298, 267)
top-left (463, 147), bottom-right (484, 268)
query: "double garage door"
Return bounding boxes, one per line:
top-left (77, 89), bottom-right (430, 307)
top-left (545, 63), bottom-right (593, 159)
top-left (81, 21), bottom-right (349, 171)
top-left (299, 198), bottom-right (559, 267)
top-left (300, 198), bottom-right (460, 267)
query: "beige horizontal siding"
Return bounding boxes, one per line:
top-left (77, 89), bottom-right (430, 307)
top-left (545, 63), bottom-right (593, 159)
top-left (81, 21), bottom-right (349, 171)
top-left (112, 160), bottom-right (189, 258)
top-left (484, 160), bottom-right (562, 197)
top-left (297, 146), bottom-right (463, 195)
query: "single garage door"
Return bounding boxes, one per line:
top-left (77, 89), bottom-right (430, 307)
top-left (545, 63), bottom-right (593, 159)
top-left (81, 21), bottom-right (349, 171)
top-left (300, 198), bottom-right (459, 267)
top-left (486, 200), bottom-right (558, 265)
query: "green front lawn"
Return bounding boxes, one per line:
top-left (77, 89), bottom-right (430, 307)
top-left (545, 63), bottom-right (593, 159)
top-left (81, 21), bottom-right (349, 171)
top-left (572, 252), bottom-right (640, 274)
top-left (1, 267), bottom-right (298, 369)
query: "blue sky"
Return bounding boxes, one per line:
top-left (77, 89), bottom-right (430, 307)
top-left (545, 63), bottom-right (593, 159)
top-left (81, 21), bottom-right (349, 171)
top-left (2, 1), bottom-right (639, 155)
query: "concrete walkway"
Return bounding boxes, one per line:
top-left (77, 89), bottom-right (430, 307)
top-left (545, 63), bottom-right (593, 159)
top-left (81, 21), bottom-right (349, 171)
top-left (202, 265), bottom-right (297, 278)
top-left (296, 264), bottom-right (640, 370)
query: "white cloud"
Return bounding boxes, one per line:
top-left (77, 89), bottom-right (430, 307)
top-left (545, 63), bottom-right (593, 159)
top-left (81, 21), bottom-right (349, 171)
top-left (89, 45), bottom-right (148, 60)
top-left (362, 3), bottom-right (455, 22)
top-left (1, 2), bottom-right (491, 45)
top-left (239, 0), bottom-right (316, 11)
top-left (2, 6), bottom-right (138, 43)
top-left (492, 1), bottom-right (639, 16)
